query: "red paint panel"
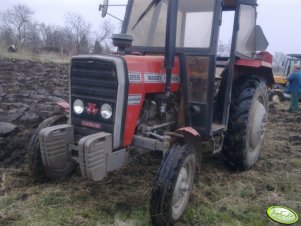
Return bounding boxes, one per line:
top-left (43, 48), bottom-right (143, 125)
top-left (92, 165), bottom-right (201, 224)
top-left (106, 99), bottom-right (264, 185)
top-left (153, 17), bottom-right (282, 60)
top-left (177, 127), bottom-right (200, 137)
top-left (235, 59), bottom-right (272, 68)
top-left (256, 51), bottom-right (273, 64)
top-left (122, 55), bottom-right (181, 146)
top-left (235, 51), bottom-right (273, 69)
top-left (123, 95), bottom-right (145, 146)
top-left (235, 51), bottom-right (273, 68)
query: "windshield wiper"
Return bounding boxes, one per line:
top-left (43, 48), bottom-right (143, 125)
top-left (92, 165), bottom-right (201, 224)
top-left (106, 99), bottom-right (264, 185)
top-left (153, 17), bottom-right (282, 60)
top-left (132, 0), bottom-right (162, 30)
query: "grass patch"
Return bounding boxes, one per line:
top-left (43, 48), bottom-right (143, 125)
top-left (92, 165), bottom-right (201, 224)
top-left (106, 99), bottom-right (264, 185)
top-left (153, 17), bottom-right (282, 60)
top-left (182, 202), bottom-right (270, 226)
top-left (0, 47), bottom-right (69, 64)
top-left (292, 158), bottom-right (301, 168)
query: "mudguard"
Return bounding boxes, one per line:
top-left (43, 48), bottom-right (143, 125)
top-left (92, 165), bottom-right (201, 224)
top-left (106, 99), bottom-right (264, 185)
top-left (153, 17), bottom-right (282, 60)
top-left (56, 99), bottom-right (69, 112)
top-left (177, 127), bottom-right (200, 137)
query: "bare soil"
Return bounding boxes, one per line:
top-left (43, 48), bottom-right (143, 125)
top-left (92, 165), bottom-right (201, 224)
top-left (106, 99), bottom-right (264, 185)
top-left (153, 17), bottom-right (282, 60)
top-left (0, 58), bottom-right (68, 167)
top-left (0, 58), bottom-right (300, 225)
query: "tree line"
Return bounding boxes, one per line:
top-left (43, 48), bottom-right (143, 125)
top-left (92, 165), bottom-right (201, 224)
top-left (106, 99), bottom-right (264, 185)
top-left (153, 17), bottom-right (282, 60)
top-left (0, 4), bottom-right (114, 55)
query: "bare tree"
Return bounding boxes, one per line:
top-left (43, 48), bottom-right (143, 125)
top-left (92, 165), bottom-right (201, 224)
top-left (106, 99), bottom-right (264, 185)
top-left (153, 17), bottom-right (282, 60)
top-left (40, 23), bottom-right (68, 54)
top-left (93, 40), bottom-right (103, 54)
top-left (273, 52), bottom-right (287, 73)
top-left (91, 20), bottom-right (114, 55)
top-left (102, 43), bottom-right (112, 54)
top-left (217, 40), bottom-right (231, 57)
top-left (0, 26), bottom-right (14, 47)
top-left (0, 4), bottom-right (34, 49)
top-left (0, 4), bottom-right (113, 55)
top-left (25, 22), bottom-right (41, 52)
top-left (96, 20), bottom-right (114, 43)
top-left (64, 12), bottom-right (91, 54)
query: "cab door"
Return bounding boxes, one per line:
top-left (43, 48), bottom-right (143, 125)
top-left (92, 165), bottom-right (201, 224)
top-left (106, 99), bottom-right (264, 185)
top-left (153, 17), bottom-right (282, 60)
top-left (176, 0), bottom-right (222, 137)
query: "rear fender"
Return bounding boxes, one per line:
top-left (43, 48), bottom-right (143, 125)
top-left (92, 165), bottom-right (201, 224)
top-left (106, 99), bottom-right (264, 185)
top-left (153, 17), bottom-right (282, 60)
top-left (234, 58), bottom-right (275, 87)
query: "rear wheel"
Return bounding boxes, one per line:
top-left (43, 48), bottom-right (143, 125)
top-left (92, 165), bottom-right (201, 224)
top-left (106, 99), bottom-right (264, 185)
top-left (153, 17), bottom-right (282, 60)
top-left (28, 115), bottom-right (77, 180)
top-left (222, 76), bottom-right (269, 170)
top-left (150, 144), bottom-right (196, 225)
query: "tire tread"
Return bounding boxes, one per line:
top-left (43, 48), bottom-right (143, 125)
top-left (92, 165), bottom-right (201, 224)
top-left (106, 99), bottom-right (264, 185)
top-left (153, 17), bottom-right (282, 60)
top-left (222, 76), bottom-right (268, 170)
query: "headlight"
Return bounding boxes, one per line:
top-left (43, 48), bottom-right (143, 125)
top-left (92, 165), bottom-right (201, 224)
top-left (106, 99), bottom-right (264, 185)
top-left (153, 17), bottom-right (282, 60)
top-left (73, 99), bottom-right (84, 114)
top-left (101, 103), bottom-right (112, 119)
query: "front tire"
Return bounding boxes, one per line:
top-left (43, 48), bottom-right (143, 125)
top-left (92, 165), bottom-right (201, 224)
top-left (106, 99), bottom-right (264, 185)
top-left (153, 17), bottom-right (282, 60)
top-left (28, 115), bottom-right (77, 180)
top-left (222, 76), bottom-right (269, 170)
top-left (150, 144), bottom-right (196, 225)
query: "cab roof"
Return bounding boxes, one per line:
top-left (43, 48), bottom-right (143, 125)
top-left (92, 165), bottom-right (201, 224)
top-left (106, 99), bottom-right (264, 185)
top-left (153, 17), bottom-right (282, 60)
top-left (288, 54), bottom-right (301, 59)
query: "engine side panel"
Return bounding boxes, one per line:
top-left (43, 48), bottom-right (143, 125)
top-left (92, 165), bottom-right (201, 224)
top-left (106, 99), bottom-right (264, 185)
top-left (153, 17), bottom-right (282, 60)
top-left (122, 55), bottom-right (181, 146)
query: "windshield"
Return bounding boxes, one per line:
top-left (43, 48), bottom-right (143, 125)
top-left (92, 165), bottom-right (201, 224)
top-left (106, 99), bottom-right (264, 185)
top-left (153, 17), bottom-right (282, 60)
top-left (125, 0), bottom-right (216, 48)
top-left (236, 5), bottom-right (256, 58)
top-left (284, 59), bottom-right (301, 77)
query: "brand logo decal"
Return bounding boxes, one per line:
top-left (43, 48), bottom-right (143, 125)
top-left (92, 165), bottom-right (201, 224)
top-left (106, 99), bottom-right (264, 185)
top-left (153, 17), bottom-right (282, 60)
top-left (86, 103), bottom-right (99, 115)
top-left (266, 206), bottom-right (299, 225)
top-left (128, 95), bottom-right (142, 105)
top-left (144, 73), bottom-right (164, 83)
top-left (81, 120), bottom-right (101, 129)
top-left (144, 73), bottom-right (180, 83)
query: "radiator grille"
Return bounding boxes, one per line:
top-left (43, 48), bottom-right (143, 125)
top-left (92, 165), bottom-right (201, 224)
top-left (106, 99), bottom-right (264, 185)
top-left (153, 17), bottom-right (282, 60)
top-left (70, 58), bottom-right (118, 135)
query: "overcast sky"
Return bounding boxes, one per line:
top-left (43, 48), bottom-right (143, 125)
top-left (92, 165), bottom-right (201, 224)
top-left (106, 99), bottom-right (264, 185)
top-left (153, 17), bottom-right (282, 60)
top-left (1, 0), bottom-right (301, 54)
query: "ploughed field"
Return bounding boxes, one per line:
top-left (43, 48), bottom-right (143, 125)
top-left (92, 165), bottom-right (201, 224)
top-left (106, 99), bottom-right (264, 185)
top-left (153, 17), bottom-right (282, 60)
top-left (0, 58), bottom-right (300, 225)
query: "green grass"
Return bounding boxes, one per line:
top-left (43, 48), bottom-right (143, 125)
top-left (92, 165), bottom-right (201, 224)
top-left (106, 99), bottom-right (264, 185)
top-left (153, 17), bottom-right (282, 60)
top-left (0, 47), bottom-right (69, 64)
top-left (292, 158), bottom-right (301, 168)
top-left (0, 176), bottom-right (151, 226)
top-left (2, 154), bottom-right (299, 226)
top-left (182, 203), bottom-right (269, 226)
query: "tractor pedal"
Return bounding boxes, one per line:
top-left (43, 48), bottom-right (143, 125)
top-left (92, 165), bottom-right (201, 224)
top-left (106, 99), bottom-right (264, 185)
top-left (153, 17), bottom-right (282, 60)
top-left (39, 125), bottom-right (74, 169)
top-left (78, 132), bottom-right (112, 181)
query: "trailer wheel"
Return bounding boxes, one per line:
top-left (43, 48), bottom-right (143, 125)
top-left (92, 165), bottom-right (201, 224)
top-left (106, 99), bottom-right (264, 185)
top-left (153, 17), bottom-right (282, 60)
top-left (150, 144), bottom-right (196, 225)
top-left (222, 76), bottom-right (268, 170)
top-left (269, 90), bottom-right (285, 102)
top-left (28, 115), bottom-right (76, 180)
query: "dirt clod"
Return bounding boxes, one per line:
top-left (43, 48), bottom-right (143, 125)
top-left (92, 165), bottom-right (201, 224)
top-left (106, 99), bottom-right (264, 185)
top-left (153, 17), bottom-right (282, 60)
top-left (0, 58), bottom-right (68, 167)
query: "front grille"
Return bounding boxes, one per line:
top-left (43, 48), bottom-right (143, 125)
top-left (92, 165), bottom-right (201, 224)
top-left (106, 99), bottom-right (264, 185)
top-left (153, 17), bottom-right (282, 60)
top-left (70, 58), bottom-right (118, 136)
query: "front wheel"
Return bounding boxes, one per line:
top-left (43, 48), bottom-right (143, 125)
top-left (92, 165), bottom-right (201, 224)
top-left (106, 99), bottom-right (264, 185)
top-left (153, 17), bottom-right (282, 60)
top-left (150, 144), bottom-right (196, 225)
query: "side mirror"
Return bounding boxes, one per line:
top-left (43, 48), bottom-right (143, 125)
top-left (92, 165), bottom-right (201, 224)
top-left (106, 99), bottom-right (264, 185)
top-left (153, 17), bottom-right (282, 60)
top-left (99, 0), bottom-right (109, 18)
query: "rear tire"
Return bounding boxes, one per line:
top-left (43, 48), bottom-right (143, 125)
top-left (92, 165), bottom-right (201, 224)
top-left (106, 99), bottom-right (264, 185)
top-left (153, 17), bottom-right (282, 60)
top-left (28, 115), bottom-right (77, 180)
top-left (150, 144), bottom-right (196, 225)
top-left (222, 76), bottom-right (269, 170)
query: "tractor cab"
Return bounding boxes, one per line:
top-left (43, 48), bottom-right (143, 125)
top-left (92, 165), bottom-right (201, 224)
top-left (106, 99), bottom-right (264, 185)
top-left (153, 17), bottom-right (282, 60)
top-left (114, 0), bottom-right (271, 137)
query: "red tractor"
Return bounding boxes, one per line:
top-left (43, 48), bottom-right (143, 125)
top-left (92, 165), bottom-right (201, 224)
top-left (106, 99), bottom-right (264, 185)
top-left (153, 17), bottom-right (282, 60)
top-left (29, 0), bottom-right (274, 225)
